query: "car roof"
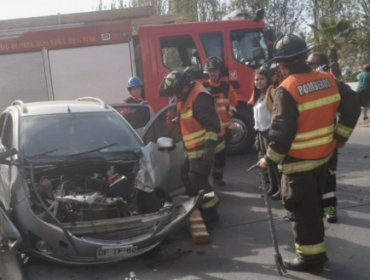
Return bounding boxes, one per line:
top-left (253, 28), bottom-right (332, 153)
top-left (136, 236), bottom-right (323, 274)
top-left (10, 100), bottom-right (114, 116)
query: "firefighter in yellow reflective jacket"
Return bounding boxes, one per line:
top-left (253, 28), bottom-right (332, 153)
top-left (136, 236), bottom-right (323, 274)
top-left (257, 34), bottom-right (361, 272)
top-left (159, 70), bottom-right (224, 222)
top-left (203, 57), bottom-right (238, 186)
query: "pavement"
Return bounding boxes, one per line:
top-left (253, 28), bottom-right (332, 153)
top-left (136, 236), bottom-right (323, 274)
top-left (3, 119), bottom-right (369, 280)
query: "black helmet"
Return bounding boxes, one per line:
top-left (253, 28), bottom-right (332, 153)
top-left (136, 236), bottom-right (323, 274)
top-left (159, 68), bottom-right (192, 97)
top-left (204, 57), bottom-right (222, 73)
top-left (273, 34), bottom-right (314, 62)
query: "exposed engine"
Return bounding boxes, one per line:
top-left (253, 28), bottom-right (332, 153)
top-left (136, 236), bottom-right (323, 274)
top-left (29, 162), bottom-right (161, 224)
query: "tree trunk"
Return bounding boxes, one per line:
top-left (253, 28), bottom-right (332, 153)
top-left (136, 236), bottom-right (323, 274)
top-left (329, 48), bottom-right (341, 77)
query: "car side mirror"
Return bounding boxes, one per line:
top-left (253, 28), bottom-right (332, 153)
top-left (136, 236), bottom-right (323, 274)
top-left (157, 137), bottom-right (176, 152)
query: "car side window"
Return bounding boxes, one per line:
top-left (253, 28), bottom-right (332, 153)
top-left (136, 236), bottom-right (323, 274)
top-left (231, 30), bottom-right (268, 68)
top-left (143, 104), bottom-right (181, 145)
top-left (1, 114), bottom-right (13, 150)
top-left (199, 32), bottom-right (224, 62)
top-left (110, 104), bottom-right (152, 129)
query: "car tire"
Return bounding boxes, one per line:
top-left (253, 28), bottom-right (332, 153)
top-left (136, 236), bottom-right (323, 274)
top-left (226, 110), bottom-right (255, 155)
top-left (137, 190), bottom-right (163, 214)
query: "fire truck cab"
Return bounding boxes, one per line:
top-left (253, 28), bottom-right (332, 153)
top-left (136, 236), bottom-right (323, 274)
top-left (0, 8), bottom-right (273, 153)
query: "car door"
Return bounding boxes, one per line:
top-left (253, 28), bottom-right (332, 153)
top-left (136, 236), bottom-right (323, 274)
top-left (109, 103), bottom-right (154, 136)
top-left (0, 113), bottom-right (14, 210)
top-left (141, 103), bottom-right (185, 197)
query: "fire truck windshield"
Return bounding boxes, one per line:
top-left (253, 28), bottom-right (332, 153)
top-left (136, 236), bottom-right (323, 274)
top-left (231, 30), bottom-right (268, 68)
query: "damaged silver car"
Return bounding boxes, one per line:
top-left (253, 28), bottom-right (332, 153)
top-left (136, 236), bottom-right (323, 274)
top-left (0, 98), bottom-right (201, 266)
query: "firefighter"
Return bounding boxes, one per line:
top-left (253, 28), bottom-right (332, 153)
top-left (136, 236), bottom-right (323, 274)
top-left (159, 70), bottom-right (224, 222)
top-left (257, 34), bottom-right (360, 272)
top-left (203, 57), bottom-right (238, 186)
top-left (120, 76), bottom-right (149, 128)
top-left (122, 76), bottom-right (146, 104)
top-left (307, 52), bottom-right (338, 223)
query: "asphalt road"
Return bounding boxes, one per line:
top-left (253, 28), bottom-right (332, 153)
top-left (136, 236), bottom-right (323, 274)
top-left (8, 120), bottom-right (370, 280)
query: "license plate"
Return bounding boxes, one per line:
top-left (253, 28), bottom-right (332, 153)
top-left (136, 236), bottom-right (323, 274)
top-left (96, 246), bottom-right (138, 259)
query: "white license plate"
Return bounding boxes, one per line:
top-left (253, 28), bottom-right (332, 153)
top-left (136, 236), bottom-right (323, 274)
top-left (96, 246), bottom-right (138, 259)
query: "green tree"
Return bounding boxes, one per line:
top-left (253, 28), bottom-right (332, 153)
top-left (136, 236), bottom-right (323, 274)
top-left (309, 17), bottom-right (356, 77)
top-left (267, 0), bottom-right (306, 35)
top-left (130, 0), bottom-right (170, 15)
top-left (169, 0), bottom-right (198, 22)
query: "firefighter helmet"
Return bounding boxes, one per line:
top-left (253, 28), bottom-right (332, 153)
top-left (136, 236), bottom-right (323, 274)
top-left (204, 57), bottom-right (222, 73)
top-left (159, 69), bottom-right (193, 97)
top-left (127, 76), bottom-right (143, 89)
top-left (273, 34), bottom-right (314, 62)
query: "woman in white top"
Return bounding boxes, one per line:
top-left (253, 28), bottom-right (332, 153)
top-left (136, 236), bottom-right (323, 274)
top-left (249, 68), bottom-right (281, 200)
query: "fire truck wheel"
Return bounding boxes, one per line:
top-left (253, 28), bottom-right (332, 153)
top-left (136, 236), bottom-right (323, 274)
top-left (226, 110), bottom-right (255, 154)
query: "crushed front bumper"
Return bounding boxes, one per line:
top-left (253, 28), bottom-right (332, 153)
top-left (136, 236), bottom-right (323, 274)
top-left (15, 192), bottom-right (202, 266)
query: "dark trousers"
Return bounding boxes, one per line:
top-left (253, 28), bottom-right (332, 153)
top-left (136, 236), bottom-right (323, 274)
top-left (212, 148), bottom-right (226, 180)
top-left (257, 130), bottom-right (281, 191)
top-left (181, 157), bottom-right (214, 197)
top-left (281, 163), bottom-right (329, 265)
top-left (322, 149), bottom-right (338, 208)
top-left (212, 129), bottom-right (231, 180)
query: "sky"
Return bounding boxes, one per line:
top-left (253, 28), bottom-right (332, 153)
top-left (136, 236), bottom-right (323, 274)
top-left (0, 0), bottom-right (125, 20)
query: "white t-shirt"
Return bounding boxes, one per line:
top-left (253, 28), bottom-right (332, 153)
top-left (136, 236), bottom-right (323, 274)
top-left (253, 97), bottom-right (271, 132)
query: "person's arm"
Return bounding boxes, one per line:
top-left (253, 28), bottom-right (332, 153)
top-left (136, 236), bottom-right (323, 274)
top-left (228, 84), bottom-right (238, 114)
top-left (334, 81), bottom-right (361, 143)
top-left (264, 87), bottom-right (299, 165)
top-left (193, 93), bottom-right (221, 149)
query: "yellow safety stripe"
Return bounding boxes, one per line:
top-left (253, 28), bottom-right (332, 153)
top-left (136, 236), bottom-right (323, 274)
top-left (217, 106), bottom-right (227, 111)
top-left (183, 129), bottom-right (206, 141)
top-left (184, 137), bottom-right (205, 147)
top-left (222, 122), bottom-right (231, 127)
top-left (215, 141), bottom-right (225, 152)
top-left (295, 242), bottom-right (326, 256)
top-left (278, 153), bottom-right (332, 174)
top-left (187, 150), bottom-right (204, 159)
top-left (335, 123), bottom-right (354, 139)
top-left (291, 135), bottom-right (333, 150)
top-left (295, 124), bottom-right (334, 141)
top-left (298, 93), bottom-right (341, 112)
top-left (212, 167), bottom-right (223, 173)
top-left (186, 141), bottom-right (225, 159)
top-left (216, 98), bottom-right (229, 104)
top-left (205, 131), bottom-right (218, 142)
top-left (180, 110), bottom-right (193, 119)
top-left (266, 148), bottom-right (285, 163)
top-left (229, 106), bottom-right (237, 112)
top-left (201, 195), bottom-right (220, 210)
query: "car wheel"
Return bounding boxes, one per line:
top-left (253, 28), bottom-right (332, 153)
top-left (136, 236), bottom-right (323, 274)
top-left (137, 190), bottom-right (163, 214)
top-left (226, 110), bottom-right (255, 154)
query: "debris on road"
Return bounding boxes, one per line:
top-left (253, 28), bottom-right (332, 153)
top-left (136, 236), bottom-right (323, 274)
top-left (188, 209), bottom-right (211, 244)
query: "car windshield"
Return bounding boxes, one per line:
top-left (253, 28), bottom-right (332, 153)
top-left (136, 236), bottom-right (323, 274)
top-left (20, 112), bottom-right (144, 158)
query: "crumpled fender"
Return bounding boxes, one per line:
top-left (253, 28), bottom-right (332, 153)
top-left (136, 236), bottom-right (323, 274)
top-left (0, 207), bottom-right (22, 251)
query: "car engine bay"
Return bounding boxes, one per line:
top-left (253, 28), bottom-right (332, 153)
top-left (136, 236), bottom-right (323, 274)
top-left (28, 161), bottom-right (166, 224)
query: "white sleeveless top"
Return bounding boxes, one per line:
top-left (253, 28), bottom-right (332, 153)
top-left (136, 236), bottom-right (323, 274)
top-left (253, 97), bottom-right (271, 132)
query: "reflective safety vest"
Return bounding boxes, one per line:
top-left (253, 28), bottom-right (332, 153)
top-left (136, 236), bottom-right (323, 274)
top-left (280, 71), bottom-right (340, 160)
top-left (203, 80), bottom-right (231, 134)
top-left (177, 83), bottom-right (224, 153)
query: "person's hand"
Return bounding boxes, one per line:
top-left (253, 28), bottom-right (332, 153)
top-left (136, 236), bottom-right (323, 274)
top-left (227, 108), bottom-right (237, 118)
top-left (203, 147), bottom-right (216, 166)
top-left (336, 141), bottom-right (346, 149)
top-left (257, 158), bottom-right (269, 169)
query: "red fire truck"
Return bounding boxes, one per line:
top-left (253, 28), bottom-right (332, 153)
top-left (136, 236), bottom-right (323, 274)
top-left (0, 9), bottom-right (273, 153)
